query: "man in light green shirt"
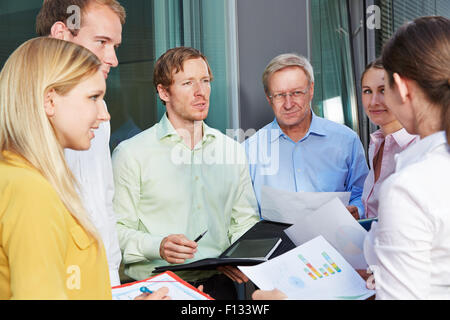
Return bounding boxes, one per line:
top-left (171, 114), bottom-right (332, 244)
top-left (112, 47), bottom-right (259, 299)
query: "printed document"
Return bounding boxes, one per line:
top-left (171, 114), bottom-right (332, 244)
top-left (239, 236), bottom-right (375, 300)
top-left (284, 197), bottom-right (368, 269)
top-left (260, 186), bottom-right (351, 224)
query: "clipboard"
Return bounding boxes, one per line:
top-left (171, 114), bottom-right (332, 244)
top-left (112, 271), bottom-right (214, 300)
top-left (153, 220), bottom-right (295, 273)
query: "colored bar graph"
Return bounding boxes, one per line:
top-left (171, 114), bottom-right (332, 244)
top-left (298, 254), bottom-right (323, 278)
top-left (322, 252), bottom-right (341, 273)
top-left (319, 267), bottom-right (329, 277)
top-left (304, 268), bottom-right (317, 280)
top-left (324, 264), bottom-right (335, 275)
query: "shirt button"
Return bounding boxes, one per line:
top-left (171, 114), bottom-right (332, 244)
top-left (297, 169), bottom-right (301, 173)
top-left (195, 176), bottom-right (199, 181)
top-left (197, 205), bottom-right (202, 210)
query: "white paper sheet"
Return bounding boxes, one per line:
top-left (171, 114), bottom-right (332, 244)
top-left (239, 236), bottom-right (375, 300)
top-left (112, 272), bottom-right (211, 300)
top-left (284, 197), bottom-right (368, 269)
top-left (260, 186), bottom-right (351, 224)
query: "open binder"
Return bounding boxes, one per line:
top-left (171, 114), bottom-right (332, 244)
top-left (153, 220), bottom-right (295, 273)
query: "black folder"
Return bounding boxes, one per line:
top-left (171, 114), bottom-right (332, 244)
top-left (152, 220), bottom-right (296, 273)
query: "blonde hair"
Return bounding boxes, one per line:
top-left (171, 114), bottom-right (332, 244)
top-left (0, 37), bottom-right (102, 240)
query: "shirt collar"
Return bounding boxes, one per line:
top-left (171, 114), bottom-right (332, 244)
top-left (270, 109), bottom-right (327, 143)
top-left (369, 129), bottom-right (384, 143)
top-left (156, 113), bottom-right (217, 145)
top-left (1, 150), bottom-right (35, 171)
top-left (395, 131), bottom-right (446, 171)
top-left (371, 128), bottom-right (417, 149)
top-left (390, 128), bottom-right (418, 149)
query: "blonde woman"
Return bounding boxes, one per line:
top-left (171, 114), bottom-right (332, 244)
top-left (360, 59), bottom-right (418, 219)
top-left (0, 37), bottom-right (168, 300)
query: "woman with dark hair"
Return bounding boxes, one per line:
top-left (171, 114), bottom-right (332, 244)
top-left (360, 59), bottom-right (418, 219)
top-left (365, 16), bottom-right (450, 300)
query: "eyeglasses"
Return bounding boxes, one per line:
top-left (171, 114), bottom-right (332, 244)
top-left (269, 87), bottom-right (310, 104)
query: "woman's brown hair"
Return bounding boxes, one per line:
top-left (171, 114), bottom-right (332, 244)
top-left (382, 16), bottom-right (450, 144)
top-left (361, 58), bottom-right (384, 85)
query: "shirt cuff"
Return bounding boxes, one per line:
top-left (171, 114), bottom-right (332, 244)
top-left (358, 207), bottom-right (366, 220)
top-left (140, 234), bottom-right (165, 260)
top-left (109, 269), bottom-right (121, 288)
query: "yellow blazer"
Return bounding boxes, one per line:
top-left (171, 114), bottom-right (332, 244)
top-left (0, 151), bottom-right (112, 300)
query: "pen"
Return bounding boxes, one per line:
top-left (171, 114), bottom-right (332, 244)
top-left (194, 230), bottom-right (208, 242)
top-left (140, 286), bottom-right (153, 295)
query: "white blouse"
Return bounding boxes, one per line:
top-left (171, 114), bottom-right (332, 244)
top-left (364, 131), bottom-right (450, 299)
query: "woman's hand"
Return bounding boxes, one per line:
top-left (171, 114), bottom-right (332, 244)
top-left (134, 287), bottom-right (171, 300)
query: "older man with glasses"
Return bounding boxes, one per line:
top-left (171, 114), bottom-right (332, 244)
top-left (243, 53), bottom-right (369, 220)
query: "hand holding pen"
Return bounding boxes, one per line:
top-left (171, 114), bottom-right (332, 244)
top-left (134, 286), bottom-right (171, 300)
top-left (159, 230), bottom-right (208, 264)
top-left (159, 234), bottom-right (198, 264)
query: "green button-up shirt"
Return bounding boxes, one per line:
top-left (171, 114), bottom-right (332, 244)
top-left (112, 114), bottom-right (260, 281)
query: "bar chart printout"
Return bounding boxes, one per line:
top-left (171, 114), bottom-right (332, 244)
top-left (298, 251), bottom-right (343, 280)
top-left (322, 252), bottom-right (342, 273)
top-left (239, 236), bottom-right (375, 300)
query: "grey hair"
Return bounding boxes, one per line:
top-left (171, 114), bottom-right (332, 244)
top-left (262, 53), bottom-right (315, 95)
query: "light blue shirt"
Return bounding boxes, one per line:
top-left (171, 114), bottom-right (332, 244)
top-left (243, 111), bottom-right (369, 218)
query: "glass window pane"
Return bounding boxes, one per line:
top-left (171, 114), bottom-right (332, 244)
top-left (107, 0), bottom-right (156, 151)
top-left (0, 1), bottom-right (42, 69)
top-left (376, 0), bottom-right (450, 56)
top-left (152, 0), bottom-right (234, 135)
top-left (310, 0), bottom-right (359, 133)
top-left (393, 0), bottom-right (438, 29)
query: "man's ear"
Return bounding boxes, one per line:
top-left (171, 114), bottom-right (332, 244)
top-left (393, 73), bottom-right (410, 104)
top-left (157, 84), bottom-right (170, 104)
top-left (49, 22), bottom-right (74, 41)
top-left (44, 90), bottom-right (57, 118)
